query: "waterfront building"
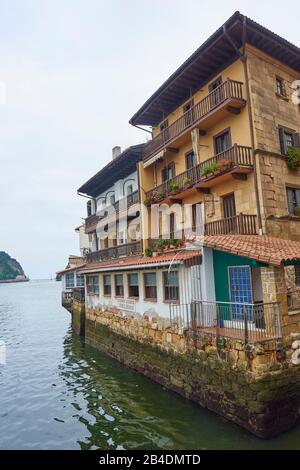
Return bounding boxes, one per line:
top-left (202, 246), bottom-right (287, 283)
top-left (59, 12), bottom-right (300, 438)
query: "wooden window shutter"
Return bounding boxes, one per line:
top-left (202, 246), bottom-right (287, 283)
top-left (278, 128), bottom-right (285, 154)
top-left (292, 133), bottom-right (300, 148)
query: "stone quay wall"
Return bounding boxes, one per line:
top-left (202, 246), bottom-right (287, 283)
top-left (85, 307), bottom-right (300, 438)
top-left (72, 299), bottom-right (86, 336)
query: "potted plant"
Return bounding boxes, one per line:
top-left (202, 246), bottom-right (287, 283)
top-left (200, 161), bottom-right (220, 178)
top-left (219, 159), bottom-right (232, 170)
top-left (210, 161), bottom-right (221, 175)
top-left (168, 181), bottom-right (180, 195)
top-left (183, 177), bottom-right (192, 188)
top-left (145, 247), bottom-right (153, 257)
top-left (153, 191), bottom-right (164, 202)
top-left (169, 238), bottom-right (179, 249)
top-left (286, 147), bottom-right (300, 170)
top-left (156, 239), bottom-right (168, 252)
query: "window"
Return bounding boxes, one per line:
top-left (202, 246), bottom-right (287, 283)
top-left (110, 194), bottom-right (115, 205)
top-left (161, 162), bottom-right (175, 182)
top-left (87, 200), bottom-right (92, 217)
top-left (160, 119), bottom-right (168, 132)
top-left (279, 128), bottom-right (300, 155)
top-left (192, 203), bottom-right (202, 231)
top-left (214, 129), bottom-right (231, 154)
top-left (128, 273), bottom-right (139, 298)
top-left (295, 266), bottom-right (300, 287)
top-left (144, 272), bottom-right (157, 300)
top-left (103, 237), bottom-right (109, 249)
top-left (76, 273), bottom-right (84, 287)
top-left (183, 100), bottom-right (194, 127)
top-left (286, 187), bottom-right (300, 215)
top-left (103, 275), bottom-right (111, 296)
top-left (163, 271), bottom-right (179, 301)
top-left (170, 212), bottom-right (175, 239)
top-left (126, 184), bottom-right (133, 195)
top-left (87, 276), bottom-right (99, 295)
top-left (185, 150), bottom-right (196, 170)
top-left (209, 77), bottom-right (223, 107)
top-left (276, 77), bottom-right (286, 97)
top-left (223, 193), bottom-right (236, 219)
top-left (115, 274), bottom-right (124, 297)
top-left (66, 273), bottom-right (75, 289)
top-left (208, 76), bottom-right (222, 92)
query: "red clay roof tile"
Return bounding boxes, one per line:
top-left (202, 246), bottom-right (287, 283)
top-left (203, 235), bottom-right (300, 266)
top-left (83, 250), bottom-right (201, 272)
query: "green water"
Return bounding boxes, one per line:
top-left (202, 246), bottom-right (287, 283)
top-left (0, 280), bottom-right (299, 449)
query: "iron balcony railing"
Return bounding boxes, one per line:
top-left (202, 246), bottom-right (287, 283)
top-left (144, 145), bottom-right (252, 203)
top-left (85, 190), bottom-right (139, 229)
top-left (86, 241), bottom-right (142, 264)
top-left (169, 300), bottom-right (282, 343)
top-left (144, 79), bottom-right (244, 161)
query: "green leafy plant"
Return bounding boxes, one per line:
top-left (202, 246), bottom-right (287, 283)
top-left (145, 247), bottom-right (153, 257)
top-left (144, 196), bottom-right (151, 205)
top-left (200, 161), bottom-right (220, 177)
top-left (286, 147), bottom-right (300, 170)
top-left (168, 182), bottom-right (180, 194)
top-left (169, 238), bottom-right (179, 247)
top-left (156, 239), bottom-right (168, 250)
top-left (183, 177), bottom-right (192, 186)
top-left (152, 191), bottom-right (164, 202)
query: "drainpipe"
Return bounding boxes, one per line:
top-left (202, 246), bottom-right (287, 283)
top-left (223, 18), bottom-right (263, 235)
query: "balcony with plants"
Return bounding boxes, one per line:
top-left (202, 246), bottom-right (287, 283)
top-left (144, 145), bottom-right (253, 205)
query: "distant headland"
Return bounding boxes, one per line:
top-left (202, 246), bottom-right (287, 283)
top-left (0, 252), bottom-right (29, 283)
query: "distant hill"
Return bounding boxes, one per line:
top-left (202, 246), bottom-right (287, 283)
top-left (0, 252), bottom-right (28, 282)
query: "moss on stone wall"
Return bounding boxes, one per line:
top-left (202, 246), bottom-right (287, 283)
top-left (85, 314), bottom-right (300, 438)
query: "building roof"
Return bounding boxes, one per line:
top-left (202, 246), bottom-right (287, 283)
top-left (203, 235), bottom-right (300, 266)
top-left (56, 264), bottom-right (86, 276)
top-left (82, 250), bottom-right (201, 273)
top-left (130, 11), bottom-right (300, 127)
top-left (77, 144), bottom-right (145, 198)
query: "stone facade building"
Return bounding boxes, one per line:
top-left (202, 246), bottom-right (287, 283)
top-left (58, 12), bottom-right (300, 438)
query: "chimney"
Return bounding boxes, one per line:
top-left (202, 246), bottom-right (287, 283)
top-left (112, 146), bottom-right (121, 160)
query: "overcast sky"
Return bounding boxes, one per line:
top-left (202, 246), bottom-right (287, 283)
top-left (0, 0), bottom-right (298, 279)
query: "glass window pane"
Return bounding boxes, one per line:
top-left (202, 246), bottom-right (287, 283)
top-left (144, 273), bottom-right (156, 286)
top-left (129, 274), bottom-right (138, 285)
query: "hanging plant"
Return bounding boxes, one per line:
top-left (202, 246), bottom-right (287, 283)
top-left (286, 147), bottom-right (300, 170)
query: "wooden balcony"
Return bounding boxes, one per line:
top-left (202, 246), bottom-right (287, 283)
top-left (85, 190), bottom-right (139, 234)
top-left (144, 145), bottom-right (253, 203)
top-left (144, 79), bottom-right (245, 162)
top-left (204, 214), bottom-right (258, 236)
top-left (86, 241), bottom-right (142, 264)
